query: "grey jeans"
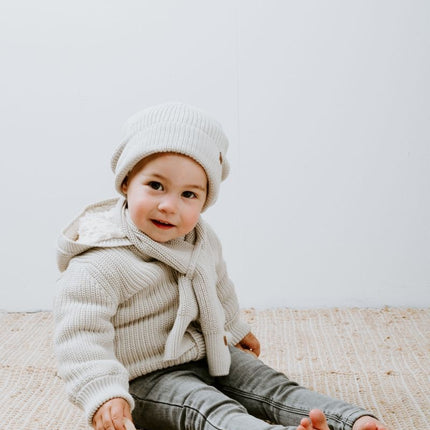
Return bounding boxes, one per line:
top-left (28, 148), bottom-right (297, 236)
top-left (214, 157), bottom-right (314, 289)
top-left (129, 346), bottom-right (375, 430)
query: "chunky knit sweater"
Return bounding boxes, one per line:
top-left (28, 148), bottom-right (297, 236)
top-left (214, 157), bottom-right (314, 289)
top-left (53, 198), bottom-right (250, 424)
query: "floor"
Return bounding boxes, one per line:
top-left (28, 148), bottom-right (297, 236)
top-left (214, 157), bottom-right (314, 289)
top-left (1, 307), bottom-right (428, 429)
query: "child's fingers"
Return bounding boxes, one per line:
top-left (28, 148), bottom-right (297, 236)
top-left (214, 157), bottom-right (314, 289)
top-left (237, 332), bottom-right (261, 357)
top-left (123, 418), bottom-right (137, 430)
top-left (249, 335), bottom-right (261, 356)
top-left (111, 405), bottom-right (127, 430)
top-left (93, 398), bottom-right (131, 430)
top-left (111, 399), bottom-right (132, 430)
top-left (95, 405), bottom-right (114, 430)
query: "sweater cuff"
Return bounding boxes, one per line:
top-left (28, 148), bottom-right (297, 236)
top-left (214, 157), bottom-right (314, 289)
top-left (77, 375), bottom-right (135, 425)
top-left (227, 319), bottom-right (251, 346)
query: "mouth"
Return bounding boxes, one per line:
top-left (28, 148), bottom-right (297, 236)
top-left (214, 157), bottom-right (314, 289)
top-left (151, 219), bottom-right (175, 230)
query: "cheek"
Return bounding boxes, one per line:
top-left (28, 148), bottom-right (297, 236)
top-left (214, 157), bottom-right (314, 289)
top-left (183, 206), bottom-right (202, 227)
top-left (127, 193), bottom-right (152, 219)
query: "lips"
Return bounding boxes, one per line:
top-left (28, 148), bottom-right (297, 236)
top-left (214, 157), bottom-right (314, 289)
top-left (151, 219), bottom-right (175, 230)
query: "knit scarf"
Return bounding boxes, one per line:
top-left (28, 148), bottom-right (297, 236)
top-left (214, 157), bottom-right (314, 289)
top-left (119, 199), bottom-right (231, 376)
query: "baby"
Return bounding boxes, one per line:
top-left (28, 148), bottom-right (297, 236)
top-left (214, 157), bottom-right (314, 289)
top-left (54, 102), bottom-right (389, 430)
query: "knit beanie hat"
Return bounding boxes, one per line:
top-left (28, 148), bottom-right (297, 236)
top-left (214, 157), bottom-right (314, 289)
top-left (111, 102), bottom-right (230, 211)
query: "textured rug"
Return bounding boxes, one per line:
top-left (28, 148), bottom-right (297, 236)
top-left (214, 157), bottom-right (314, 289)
top-left (0, 308), bottom-right (428, 429)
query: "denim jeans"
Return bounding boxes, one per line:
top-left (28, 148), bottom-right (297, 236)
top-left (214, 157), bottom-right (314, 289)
top-left (129, 346), bottom-right (374, 430)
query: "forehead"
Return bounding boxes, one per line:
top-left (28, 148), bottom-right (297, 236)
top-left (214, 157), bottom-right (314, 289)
top-left (131, 152), bottom-right (207, 184)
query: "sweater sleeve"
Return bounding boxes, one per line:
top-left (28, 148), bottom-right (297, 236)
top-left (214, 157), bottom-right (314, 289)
top-left (53, 259), bottom-right (135, 425)
top-left (208, 229), bottom-right (251, 345)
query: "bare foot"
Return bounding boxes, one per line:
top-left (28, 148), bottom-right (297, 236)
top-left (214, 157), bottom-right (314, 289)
top-left (297, 409), bottom-right (330, 430)
top-left (296, 410), bottom-right (391, 430)
top-left (352, 415), bottom-right (390, 430)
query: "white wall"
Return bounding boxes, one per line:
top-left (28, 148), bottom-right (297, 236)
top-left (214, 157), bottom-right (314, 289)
top-left (1, 1), bottom-right (429, 311)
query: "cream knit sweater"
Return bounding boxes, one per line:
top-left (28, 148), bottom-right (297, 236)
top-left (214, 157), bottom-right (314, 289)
top-left (53, 198), bottom-right (250, 424)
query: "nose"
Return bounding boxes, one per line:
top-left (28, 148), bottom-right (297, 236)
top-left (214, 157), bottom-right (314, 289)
top-left (158, 194), bottom-right (178, 214)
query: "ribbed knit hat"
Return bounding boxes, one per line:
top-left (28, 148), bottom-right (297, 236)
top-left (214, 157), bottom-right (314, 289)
top-left (111, 102), bottom-right (230, 210)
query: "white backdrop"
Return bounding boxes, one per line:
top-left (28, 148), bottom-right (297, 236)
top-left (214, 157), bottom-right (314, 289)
top-left (1, 1), bottom-right (429, 311)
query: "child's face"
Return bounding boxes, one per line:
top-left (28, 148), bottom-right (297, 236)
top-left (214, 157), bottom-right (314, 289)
top-left (122, 153), bottom-right (207, 242)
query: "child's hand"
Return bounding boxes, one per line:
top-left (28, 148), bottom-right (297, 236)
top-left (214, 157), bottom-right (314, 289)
top-left (235, 332), bottom-right (261, 357)
top-left (92, 397), bottom-right (133, 430)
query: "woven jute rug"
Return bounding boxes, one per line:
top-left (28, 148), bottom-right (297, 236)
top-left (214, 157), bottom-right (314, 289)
top-left (0, 308), bottom-right (428, 429)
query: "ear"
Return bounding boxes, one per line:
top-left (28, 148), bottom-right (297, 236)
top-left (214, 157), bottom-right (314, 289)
top-left (121, 177), bottom-right (128, 194)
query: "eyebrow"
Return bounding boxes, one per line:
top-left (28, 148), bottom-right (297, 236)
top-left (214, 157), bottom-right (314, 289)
top-left (149, 173), bottom-right (207, 192)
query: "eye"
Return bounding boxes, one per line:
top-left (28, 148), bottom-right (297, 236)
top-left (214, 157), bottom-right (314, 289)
top-left (148, 181), bottom-right (163, 191)
top-left (182, 191), bottom-right (197, 199)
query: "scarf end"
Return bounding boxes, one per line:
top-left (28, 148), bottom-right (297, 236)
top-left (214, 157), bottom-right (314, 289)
top-left (204, 332), bottom-right (231, 376)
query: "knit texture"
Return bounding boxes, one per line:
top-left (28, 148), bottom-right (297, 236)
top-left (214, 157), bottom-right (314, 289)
top-left (111, 102), bottom-right (230, 211)
top-left (53, 198), bottom-right (250, 424)
top-left (120, 207), bottom-right (232, 375)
